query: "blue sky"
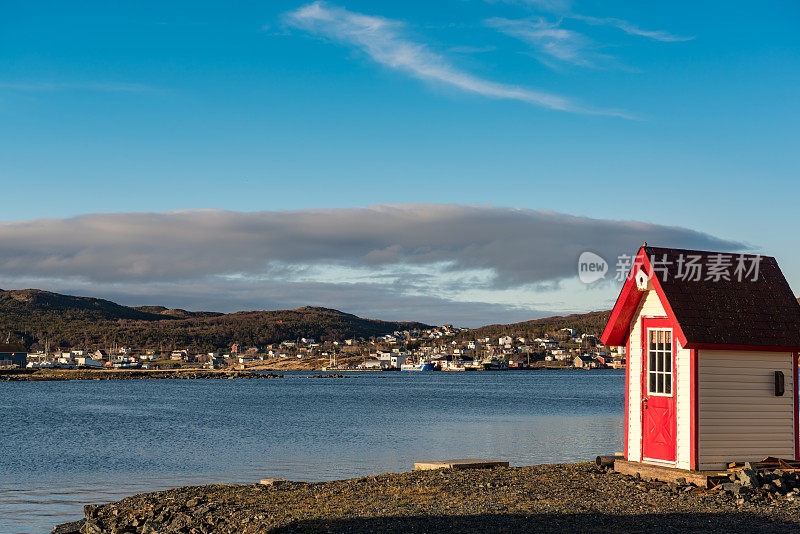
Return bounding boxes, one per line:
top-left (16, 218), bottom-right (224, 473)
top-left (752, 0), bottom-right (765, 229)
top-left (0, 1), bottom-right (798, 325)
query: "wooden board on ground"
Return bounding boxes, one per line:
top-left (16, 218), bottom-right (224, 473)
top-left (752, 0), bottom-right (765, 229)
top-left (613, 459), bottom-right (726, 487)
top-left (414, 459), bottom-right (509, 471)
top-left (727, 457), bottom-right (800, 471)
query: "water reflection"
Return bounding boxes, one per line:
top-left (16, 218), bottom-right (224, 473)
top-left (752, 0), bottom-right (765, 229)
top-left (0, 370), bottom-right (624, 533)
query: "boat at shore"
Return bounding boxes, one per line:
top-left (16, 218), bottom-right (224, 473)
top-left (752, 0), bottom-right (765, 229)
top-left (400, 361), bottom-right (436, 371)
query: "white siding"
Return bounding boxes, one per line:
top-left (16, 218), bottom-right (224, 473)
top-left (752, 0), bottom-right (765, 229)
top-left (675, 341), bottom-right (691, 469)
top-left (627, 316), bottom-right (642, 461)
top-left (697, 350), bottom-right (795, 470)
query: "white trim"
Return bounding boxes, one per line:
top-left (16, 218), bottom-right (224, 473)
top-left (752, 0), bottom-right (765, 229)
top-left (646, 327), bottom-right (674, 397)
top-left (642, 325), bottom-right (677, 463)
top-left (642, 457), bottom-right (678, 467)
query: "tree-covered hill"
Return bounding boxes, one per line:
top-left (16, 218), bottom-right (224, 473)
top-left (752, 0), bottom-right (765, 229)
top-left (463, 310), bottom-right (612, 341)
top-left (0, 289), bottom-right (428, 352)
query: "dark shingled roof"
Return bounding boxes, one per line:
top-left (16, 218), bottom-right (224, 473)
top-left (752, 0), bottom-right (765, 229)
top-left (644, 246), bottom-right (800, 348)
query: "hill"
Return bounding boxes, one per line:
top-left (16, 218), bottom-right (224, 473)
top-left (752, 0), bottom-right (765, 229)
top-left (464, 310), bottom-right (611, 341)
top-left (468, 296), bottom-right (800, 342)
top-left (0, 289), bottom-right (428, 352)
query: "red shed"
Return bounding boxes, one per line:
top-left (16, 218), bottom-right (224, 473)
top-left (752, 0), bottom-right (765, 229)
top-left (602, 244), bottom-right (800, 470)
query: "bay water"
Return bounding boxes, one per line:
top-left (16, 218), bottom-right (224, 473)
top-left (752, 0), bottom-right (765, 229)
top-left (0, 370), bottom-right (624, 533)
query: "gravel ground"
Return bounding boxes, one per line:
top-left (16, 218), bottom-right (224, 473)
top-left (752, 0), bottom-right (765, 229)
top-left (53, 463), bottom-right (800, 533)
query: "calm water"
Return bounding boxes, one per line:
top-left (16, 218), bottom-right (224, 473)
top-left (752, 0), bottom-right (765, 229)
top-left (0, 370), bottom-right (624, 534)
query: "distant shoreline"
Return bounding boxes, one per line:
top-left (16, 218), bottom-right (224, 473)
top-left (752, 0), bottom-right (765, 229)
top-left (0, 368), bottom-right (282, 381)
top-left (0, 365), bottom-right (620, 381)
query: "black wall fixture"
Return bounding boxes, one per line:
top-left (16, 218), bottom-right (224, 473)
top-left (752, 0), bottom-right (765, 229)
top-left (774, 371), bottom-right (785, 396)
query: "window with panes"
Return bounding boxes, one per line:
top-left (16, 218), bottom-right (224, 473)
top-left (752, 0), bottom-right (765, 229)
top-left (648, 329), bottom-right (672, 395)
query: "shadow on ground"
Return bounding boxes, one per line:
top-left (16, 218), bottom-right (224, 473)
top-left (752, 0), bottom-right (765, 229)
top-left (270, 512), bottom-right (800, 533)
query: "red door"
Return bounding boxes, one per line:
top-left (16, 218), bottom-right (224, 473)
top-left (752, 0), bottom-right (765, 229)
top-left (641, 321), bottom-right (677, 463)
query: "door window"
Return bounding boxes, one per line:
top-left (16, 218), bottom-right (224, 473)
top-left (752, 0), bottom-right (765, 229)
top-left (648, 329), bottom-right (672, 395)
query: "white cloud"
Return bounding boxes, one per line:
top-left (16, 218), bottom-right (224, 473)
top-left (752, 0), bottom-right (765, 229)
top-left (486, 17), bottom-right (602, 67)
top-left (0, 204), bottom-right (744, 286)
top-left (0, 204), bottom-right (745, 325)
top-left (488, 0), bottom-right (692, 63)
top-left (571, 14), bottom-right (693, 42)
top-left (285, 1), bottom-right (630, 117)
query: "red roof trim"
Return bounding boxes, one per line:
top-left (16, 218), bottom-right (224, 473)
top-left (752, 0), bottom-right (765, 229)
top-left (600, 248), bottom-right (646, 346)
top-left (601, 247), bottom-right (686, 347)
top-left (641, 253), bottom-right (688, 348)
top-left (602, 245), bottom-right (800, 350)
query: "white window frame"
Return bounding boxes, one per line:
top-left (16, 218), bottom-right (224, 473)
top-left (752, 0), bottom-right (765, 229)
top-left (646, 328), bottom-right (674, 398)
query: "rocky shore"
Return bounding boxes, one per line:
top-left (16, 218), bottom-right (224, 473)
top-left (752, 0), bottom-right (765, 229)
top-left (0, 369), bottom-right (282, 381)
top-left (53, 463), bottom-right (800, 533)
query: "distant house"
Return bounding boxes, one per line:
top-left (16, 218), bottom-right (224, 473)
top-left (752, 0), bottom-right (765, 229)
top-left (205, 357), bottom-right (223, 370)
top-left (390, 354), bottom-right (407, 368)
top-left (75, 356), bottom-right (102, 368)
top-left (0, 344), bottom-right (27, 368)
top-left (572, 355), bottom-right (587, 368)
top-left (94, 349), bottom-right (108, 360)
top-left (361, 358), bottom-right (381, 369)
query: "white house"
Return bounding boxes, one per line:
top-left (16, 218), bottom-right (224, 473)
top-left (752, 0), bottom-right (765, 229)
top-left (602, 244), bottom-right (800, 470)
top-left (75, 356), bottom-right (103, 368)
top-left (362, 358), bottom-right (382, 369)
top-left (389, 354), bottom-right (407, 368)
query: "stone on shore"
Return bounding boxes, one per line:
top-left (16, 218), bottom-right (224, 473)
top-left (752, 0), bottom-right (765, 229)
top-left (52, 463), bottom-right (800, 534)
